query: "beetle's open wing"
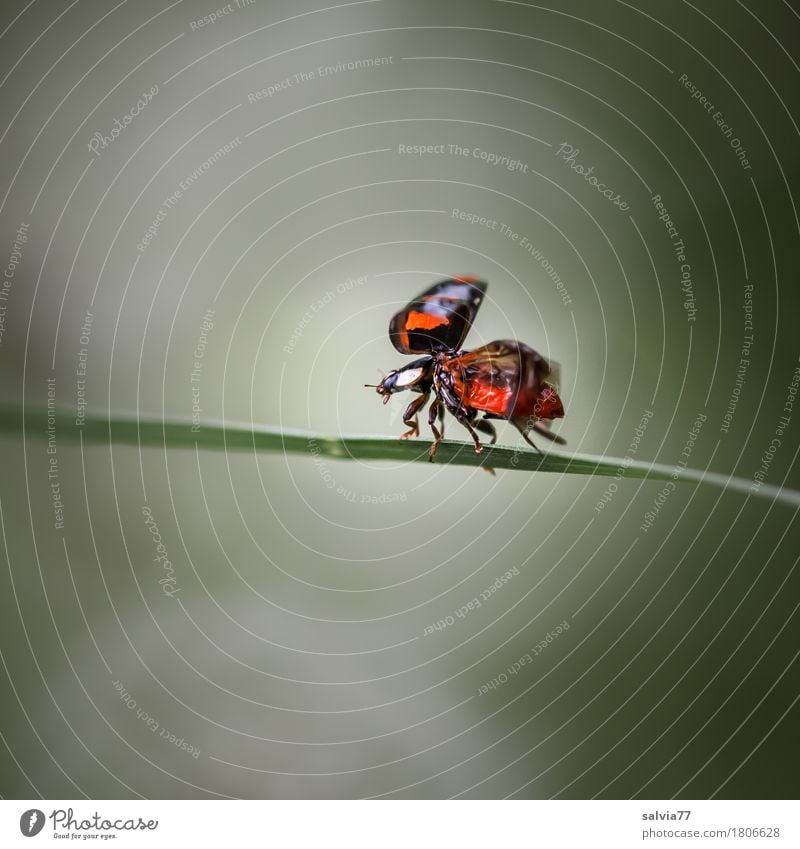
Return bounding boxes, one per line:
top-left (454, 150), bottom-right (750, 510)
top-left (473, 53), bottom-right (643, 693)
top-left (389, 277), bottom-right (487, 354)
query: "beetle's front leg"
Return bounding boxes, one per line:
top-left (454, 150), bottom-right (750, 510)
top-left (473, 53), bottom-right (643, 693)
top-left (400, 392), bottom-right (429, 440)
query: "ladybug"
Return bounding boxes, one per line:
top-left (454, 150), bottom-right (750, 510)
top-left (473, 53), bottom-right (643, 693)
top-left (367, 277), bottom-right (565, 461)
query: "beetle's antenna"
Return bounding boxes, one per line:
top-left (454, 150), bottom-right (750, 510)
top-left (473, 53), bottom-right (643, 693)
top-left (365, 366), bottom-right (388, 389)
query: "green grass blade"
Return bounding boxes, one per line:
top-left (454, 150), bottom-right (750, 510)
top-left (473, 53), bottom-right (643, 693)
top-left (2, 405), bottom-right (797, 507)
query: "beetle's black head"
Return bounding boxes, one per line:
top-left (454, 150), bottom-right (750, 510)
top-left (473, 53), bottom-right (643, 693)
top-left (366, 357), bottom-right (433, 404)
top-left (374, 371), bottom-right (399, 404)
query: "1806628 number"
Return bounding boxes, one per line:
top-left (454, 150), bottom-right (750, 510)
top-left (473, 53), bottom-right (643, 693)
top-left (736, 828), bottom-right (781, 838)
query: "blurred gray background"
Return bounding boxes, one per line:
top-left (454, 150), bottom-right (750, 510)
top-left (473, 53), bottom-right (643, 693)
top-left (0, 0), bottom-right (798, 798)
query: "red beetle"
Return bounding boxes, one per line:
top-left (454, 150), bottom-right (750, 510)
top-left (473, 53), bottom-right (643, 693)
top-left (367, 277), bottom-right (565, 460)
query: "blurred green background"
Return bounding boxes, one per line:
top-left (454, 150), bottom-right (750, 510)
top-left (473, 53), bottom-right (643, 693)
top-left (0, 0), bottom-right (798, 799)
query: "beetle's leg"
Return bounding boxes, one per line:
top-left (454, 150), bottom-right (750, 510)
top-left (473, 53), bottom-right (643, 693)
top-left (512, 419), bottom-right (542, 454)
top-left (473, 420), bottom-right (498, 474)
top-left (455, 413), bottom-right (484, 454)
top-left (427, 399), bottom-right (443, 461)
top-left (532, 421), bottom-right (566, 445)
top-left (546, 359), bottom-right (561, 391)
top-left (438, 403), bottom-right (445, 439)
top-left (400, 392), bottom-right (429, 440)
top-left (475, 418), bottom-right (497, 445)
